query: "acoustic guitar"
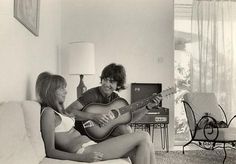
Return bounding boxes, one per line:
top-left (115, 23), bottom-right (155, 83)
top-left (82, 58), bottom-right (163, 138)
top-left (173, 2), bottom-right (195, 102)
top-left (82, 87), bottom-right (176, 141)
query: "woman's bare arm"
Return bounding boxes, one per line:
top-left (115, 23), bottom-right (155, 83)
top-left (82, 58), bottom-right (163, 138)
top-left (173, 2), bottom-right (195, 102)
top-left (66, 100), bottom-right (110, 125)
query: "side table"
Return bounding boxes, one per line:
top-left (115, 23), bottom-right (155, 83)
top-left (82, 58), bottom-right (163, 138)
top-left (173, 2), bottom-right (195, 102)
top-left (130, 107), bottom-right (169, 152)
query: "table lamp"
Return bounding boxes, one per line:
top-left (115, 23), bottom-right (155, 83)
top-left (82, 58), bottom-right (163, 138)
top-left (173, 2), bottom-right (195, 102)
top-left (68, 42), bottom-right (95, 98)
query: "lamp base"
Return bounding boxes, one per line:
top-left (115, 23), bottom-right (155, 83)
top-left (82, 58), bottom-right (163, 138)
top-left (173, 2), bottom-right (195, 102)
top-left (77, 75), bottom-right (87, 98)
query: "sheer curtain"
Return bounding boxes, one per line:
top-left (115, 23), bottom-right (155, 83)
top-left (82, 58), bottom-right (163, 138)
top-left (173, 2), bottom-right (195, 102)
top-left (190, 0), bottom-right (236, 120)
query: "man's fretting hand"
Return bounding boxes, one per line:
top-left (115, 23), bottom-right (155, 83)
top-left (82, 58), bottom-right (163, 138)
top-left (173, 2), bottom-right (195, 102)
top-left (146, 94), bottom-right (162, 110)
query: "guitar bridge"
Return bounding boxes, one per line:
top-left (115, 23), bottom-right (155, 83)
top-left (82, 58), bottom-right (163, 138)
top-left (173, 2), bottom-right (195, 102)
top-left (83, 120), bottom-right (94, 128)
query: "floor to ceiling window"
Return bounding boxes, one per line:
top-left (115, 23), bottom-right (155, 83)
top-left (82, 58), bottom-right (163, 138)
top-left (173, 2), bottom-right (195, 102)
top-left (174, 0), bottom-right (193, 144)
top-left (174, 0), bottom-right (236, 145)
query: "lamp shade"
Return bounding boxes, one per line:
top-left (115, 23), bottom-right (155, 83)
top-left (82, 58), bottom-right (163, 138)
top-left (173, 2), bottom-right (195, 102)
top-left (68, 42), bottom-right (95, 75)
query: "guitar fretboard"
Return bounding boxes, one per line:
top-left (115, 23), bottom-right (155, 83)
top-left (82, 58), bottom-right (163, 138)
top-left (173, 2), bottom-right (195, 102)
top-left (118, 87), bottom-right (175, 115)
top-left (119, 94), bottom-right (158, 115)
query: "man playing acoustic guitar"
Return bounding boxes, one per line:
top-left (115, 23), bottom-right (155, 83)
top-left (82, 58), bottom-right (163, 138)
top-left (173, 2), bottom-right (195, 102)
top-left (67, 63), bottom-right (161, 141)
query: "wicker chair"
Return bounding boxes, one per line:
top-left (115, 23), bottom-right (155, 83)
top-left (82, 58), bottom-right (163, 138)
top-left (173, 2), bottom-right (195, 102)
top-left (182, 92), bottom-right (236, 163)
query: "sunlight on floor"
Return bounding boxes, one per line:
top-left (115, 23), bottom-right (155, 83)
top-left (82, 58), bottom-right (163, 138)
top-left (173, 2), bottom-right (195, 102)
top-left (173, 145), bottom-right (202, 151)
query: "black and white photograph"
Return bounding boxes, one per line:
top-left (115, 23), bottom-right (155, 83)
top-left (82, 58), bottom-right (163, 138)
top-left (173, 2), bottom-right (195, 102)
top-left (1, 0), bottom-right (236, 164)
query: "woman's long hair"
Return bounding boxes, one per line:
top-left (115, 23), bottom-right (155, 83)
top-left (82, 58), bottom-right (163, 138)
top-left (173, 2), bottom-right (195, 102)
top-left (35, 72), bottom-right (67, 112)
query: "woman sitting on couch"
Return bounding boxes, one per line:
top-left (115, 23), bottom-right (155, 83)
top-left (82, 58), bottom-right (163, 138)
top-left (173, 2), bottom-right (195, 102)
top-left (36, 72), bottom-right (157, 164)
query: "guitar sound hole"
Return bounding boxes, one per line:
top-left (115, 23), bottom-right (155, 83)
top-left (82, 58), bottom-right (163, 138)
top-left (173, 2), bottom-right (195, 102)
top-left (110, 109), bottom-right (119, 119)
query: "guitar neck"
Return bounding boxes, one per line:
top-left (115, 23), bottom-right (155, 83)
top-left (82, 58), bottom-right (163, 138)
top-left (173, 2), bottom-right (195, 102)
top-left (118, 94), bottom-right (158, 115)
top-left (118, 86), bottom-right (175, 115)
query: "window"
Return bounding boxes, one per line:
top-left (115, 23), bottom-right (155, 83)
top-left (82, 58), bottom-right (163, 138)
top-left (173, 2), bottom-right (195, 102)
top-left (174, 0), bottom-right (193, 144)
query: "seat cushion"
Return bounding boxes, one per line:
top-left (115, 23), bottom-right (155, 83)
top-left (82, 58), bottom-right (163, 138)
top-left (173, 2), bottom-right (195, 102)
top-left (0, 102), bottom-right (39, 164)
top-left (194, 127), bottom-right (236, 142)
top-left (22, 100), bottom-right (46, 161)
top-left (40, 157), bottom-right (131, 164)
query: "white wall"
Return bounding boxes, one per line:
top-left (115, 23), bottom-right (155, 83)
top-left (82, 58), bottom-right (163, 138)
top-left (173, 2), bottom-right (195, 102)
top-left (61, 0), bottom-right (174, 150)
top-left (0, 0), bottom-right (61, 102)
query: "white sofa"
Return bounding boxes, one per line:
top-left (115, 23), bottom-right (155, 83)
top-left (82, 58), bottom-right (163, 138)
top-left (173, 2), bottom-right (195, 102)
top-left (0, 101), bottom-right (131, 164)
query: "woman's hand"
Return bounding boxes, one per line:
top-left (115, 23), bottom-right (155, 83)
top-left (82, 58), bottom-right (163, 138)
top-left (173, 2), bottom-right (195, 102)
top-left (79, 151), bottom-right (104, 162)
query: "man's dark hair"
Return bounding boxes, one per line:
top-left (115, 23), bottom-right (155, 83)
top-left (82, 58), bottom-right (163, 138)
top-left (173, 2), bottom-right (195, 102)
top-left (100, 63), bottom-right (126, 91)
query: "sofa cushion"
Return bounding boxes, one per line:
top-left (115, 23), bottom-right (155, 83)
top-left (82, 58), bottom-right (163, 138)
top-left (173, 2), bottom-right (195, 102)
top-left (22, 101), bottom-right (46, 161)
top-left (41, 157), bottom-right (131, 164)
top-left (0, 102), bottom-right (39, 164)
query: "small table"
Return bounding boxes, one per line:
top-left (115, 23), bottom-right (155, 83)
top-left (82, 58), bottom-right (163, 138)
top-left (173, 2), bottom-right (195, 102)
top-left (130, 107), bottom-right (169, 152)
